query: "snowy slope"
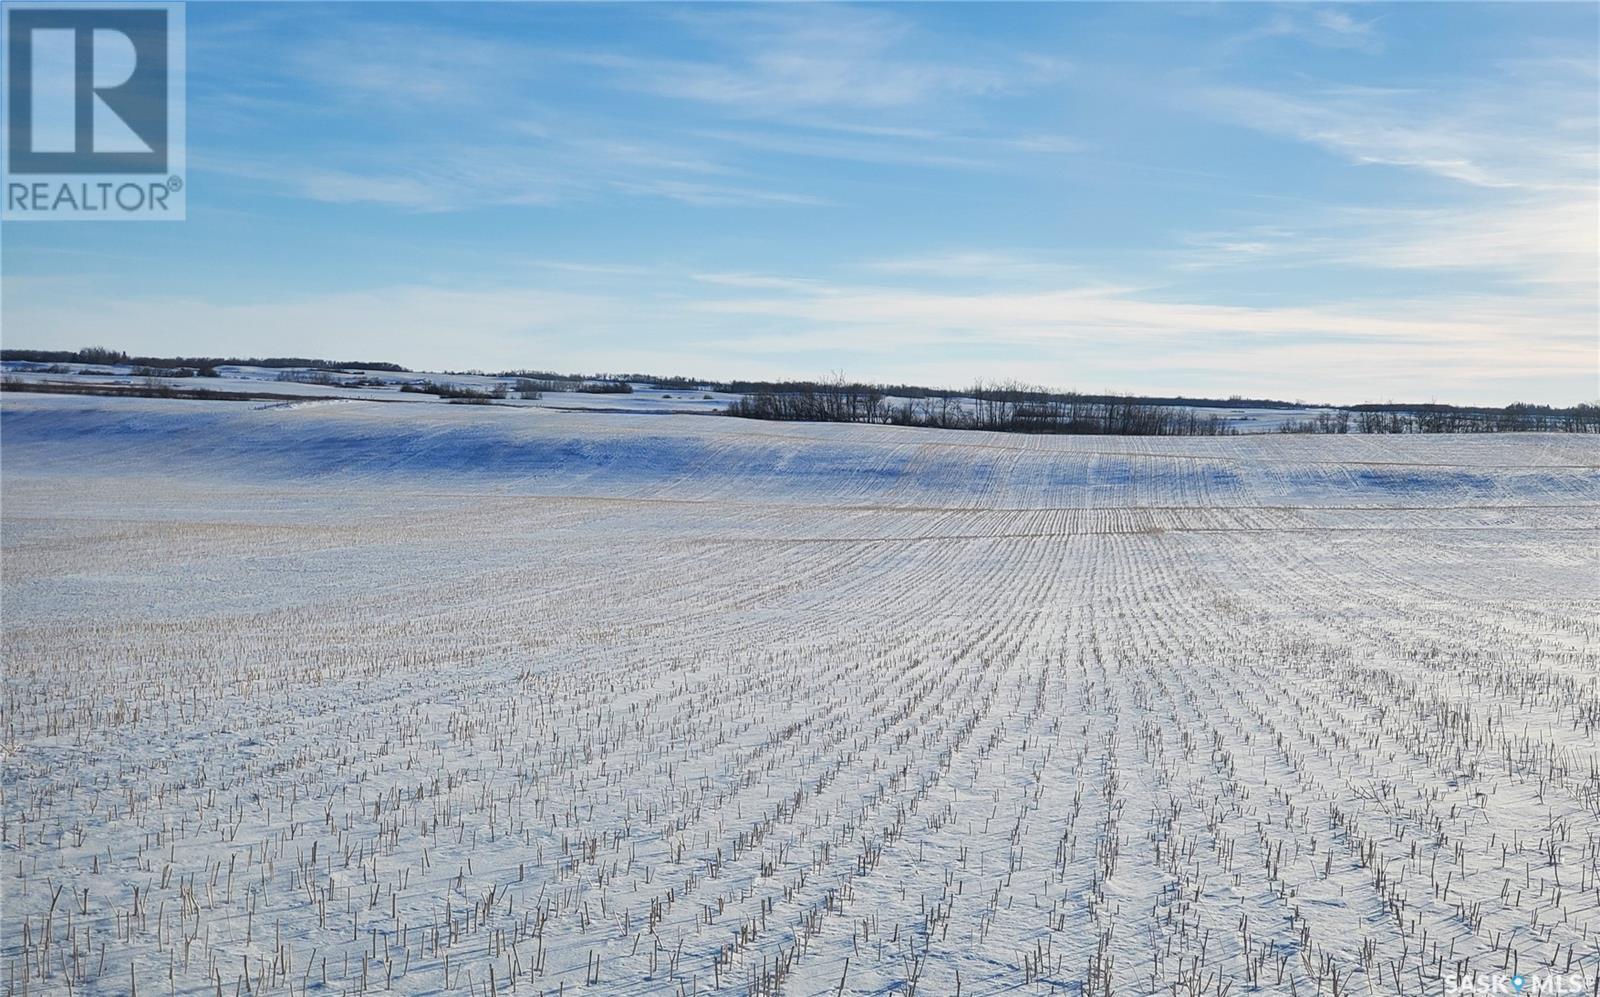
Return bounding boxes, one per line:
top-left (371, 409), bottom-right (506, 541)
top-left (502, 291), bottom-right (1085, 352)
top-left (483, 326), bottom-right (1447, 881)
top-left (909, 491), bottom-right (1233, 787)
top-left (3, 393), bottom-right (1595, 508)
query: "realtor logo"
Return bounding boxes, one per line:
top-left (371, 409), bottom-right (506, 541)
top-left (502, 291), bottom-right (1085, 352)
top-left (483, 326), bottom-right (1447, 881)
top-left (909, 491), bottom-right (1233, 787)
top-left (3, 2), bottom-right (185, 219)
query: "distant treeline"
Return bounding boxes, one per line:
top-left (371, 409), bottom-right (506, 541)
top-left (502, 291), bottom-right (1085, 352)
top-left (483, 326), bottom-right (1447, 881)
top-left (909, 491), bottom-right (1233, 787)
top-left (1278, 404), bottom-right (1600, 434)
top-left (0, 379), bottom-right (392, 404)
top-left (727, 380), bottom-right (1237, 436)
top-left (6, 347), bottom-right (1594, 432)
top-left (716, 379), bottom-right (1310, 411)
top-left (484, 374), bottom-right (635, 394)
top-left (486, 369), bottom-right (688, 389)
top-left (728, 380), bottom-right (1600, 436)
top-left (1, 346), bottom-right (410, 372)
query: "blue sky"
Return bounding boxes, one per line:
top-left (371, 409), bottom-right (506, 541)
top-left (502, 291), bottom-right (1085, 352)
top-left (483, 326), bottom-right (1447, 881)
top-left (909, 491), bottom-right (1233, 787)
top-left (4, 1), bottom-right (1596, 404)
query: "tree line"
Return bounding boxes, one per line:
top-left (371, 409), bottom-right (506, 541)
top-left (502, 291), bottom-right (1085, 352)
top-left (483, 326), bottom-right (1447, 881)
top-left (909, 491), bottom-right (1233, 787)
top-left (726, 379), bottom-right (1238, 436)
top-left (1, 346), bottom-right (409, 372)
top-left (728, 379), bottom-right (1600, 436)
top-left (1278, 404), bottom-right (1600, 434)
top-left (718, 379), bottom-right (1313, 411)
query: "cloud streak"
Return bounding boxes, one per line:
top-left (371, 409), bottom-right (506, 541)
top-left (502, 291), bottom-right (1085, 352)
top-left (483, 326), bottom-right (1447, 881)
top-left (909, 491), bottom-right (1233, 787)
top-left (583, 5), bottom-right (1051, 113)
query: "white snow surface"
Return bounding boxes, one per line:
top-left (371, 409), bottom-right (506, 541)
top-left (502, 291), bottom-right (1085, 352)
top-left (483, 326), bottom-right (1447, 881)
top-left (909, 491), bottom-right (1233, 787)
top-left (2, 393), bottom-right (1597, 996)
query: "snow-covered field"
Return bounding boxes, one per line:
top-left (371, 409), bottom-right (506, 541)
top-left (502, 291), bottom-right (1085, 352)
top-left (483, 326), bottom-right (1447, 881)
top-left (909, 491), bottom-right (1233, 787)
top-left (2, 393), bottom-right (1597, 996)
top-left (0, 362), bottom-right (741, 415)
top-left (1, 362), bottom-right (1332, 431)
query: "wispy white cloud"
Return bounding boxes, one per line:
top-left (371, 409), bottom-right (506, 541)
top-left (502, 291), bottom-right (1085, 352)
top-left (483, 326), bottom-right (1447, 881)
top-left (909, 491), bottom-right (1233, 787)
top-left (1181, 47), bottom-right (1597, 321)
top-left (1197, 63), bottom-right (1595, 192)
top-left (198, 14), bottom-right (851, 211)
top-left (1177, 192), bottom-right (1597, 287)
top-left (692, 124), bottom-right (1084, 173)
top-left (203, 138), bottom-right (826, 212)
top-left (1311, 9), bottom-right (1380, 49)
top-left (285, 24), bottom-right (540, 110)
top-left (196, 4), bottom-right (1078, 210)
top-left (1345, 199), bottom-right (1595, 286)
top-left (1203, 86), bottom-right (1508, 188)
top-left (583, 5), bottom-right (1050, 114)
top-left (691, 273), bottom-right (831, 292)
top-left (607, 177), bottom-right (834, 208)
top-left (859, 252), bottom-right (1086, 283)
top-left (688, 280), bottom-right (1581, 351)
top-left (691, 127), bottom-right (1002, 173)
top-left (1221, 7), bottom-right (1385, 55)
top-left (200, 153), bottom-right (569, 211)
